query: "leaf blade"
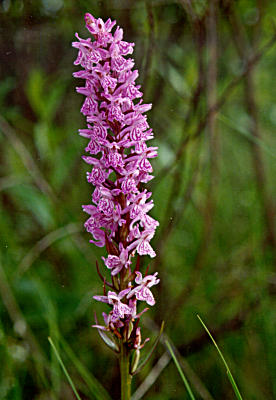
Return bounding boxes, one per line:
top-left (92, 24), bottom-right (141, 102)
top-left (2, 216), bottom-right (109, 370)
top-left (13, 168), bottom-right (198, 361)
top-left (197, 315), bottom-right (244, 400)
top-left (48, 337), bottom-right (82, 400)
top-left (165, 340), bottom-right (196, 400)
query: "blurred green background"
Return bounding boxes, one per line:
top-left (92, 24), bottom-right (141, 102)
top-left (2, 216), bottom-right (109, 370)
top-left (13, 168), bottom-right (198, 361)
top-left (1, 0), bottom-right (276, 399)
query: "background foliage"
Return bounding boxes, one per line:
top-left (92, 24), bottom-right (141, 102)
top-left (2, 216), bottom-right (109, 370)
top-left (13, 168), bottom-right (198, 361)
top-left (1, 0), bottom-right (276, 399)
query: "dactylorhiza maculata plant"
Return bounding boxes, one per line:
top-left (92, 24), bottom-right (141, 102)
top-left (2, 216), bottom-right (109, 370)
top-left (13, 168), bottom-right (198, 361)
top-left (73, 13), bottom-right (160, 399)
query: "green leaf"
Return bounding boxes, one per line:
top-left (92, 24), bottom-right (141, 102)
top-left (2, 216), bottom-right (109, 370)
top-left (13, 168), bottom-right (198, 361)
top-left (48, 337), bottom-right (82, 400)
top-left (26, 69), bottom-right (66, 122)
top-left (197, 315), bottom-right (244, 400)
top-left (26, 69), bottom-right (45, 119)
top-left (165, 340), bottom-right (196, 400)
top-left (10, 184), bottom-right (54, 230)
top-left (59, 337), bottom-right (112, 400)
top-left (219, 113), bottom-right (276, 160)
top-left (96, 327), bottom-right (120, 353)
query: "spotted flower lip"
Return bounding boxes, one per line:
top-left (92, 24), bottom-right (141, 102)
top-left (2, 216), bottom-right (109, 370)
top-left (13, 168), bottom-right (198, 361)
top-left (73, 13), bottom-right (159, 339)
top-left (102, 243), bottom-right (130, 276)
top-left (127, 272), bottom-right (160, 306)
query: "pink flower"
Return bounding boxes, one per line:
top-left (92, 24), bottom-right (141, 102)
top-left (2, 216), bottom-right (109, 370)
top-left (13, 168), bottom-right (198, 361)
top-left (127, 272), bottom-right (160, 306)
top-left (94, 289), bottom-right (132, 323)
top-left (87, 167), bottom-right (106, 185)
top-left (102, 244), bottom-right (130, 276)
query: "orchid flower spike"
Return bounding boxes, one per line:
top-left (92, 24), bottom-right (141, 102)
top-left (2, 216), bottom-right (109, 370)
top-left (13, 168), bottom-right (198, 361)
top-left (73, 13), bottom-right (160, 358)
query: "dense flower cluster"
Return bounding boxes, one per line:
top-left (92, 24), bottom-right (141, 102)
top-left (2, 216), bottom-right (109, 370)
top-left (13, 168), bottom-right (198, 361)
top-left (73, 14), bottom-right (159, 346)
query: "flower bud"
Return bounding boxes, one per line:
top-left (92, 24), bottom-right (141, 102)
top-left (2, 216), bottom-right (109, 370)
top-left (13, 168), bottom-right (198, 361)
top-left (130, 349), bottom-right (140, 374)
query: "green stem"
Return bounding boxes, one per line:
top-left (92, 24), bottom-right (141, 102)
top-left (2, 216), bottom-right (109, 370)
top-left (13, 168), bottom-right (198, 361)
top-left (119, 341), bottom-right (132, 400)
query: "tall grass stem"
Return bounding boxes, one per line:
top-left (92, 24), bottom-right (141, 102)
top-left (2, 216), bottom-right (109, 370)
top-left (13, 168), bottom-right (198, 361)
top-left (197, 315), bottom-right (244, 400)
top-left (48, 337), bottom-right (82, 400)
top-left (165, 340), bottom-right (196, 400)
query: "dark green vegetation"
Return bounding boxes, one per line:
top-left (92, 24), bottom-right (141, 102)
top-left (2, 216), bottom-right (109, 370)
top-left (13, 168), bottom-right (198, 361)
top-left (1, 0), bottom-right (276, 399)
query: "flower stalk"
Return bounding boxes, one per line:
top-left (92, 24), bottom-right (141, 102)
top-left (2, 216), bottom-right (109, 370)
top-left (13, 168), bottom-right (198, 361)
top-left (119, 341), bottom-right (132, 400)
top-left (73, 13), bottom-right (159, 399)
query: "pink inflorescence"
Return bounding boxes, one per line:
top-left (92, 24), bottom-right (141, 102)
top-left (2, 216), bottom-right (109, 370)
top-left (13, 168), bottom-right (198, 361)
top-left (73, 14), bottom-right (159, 344)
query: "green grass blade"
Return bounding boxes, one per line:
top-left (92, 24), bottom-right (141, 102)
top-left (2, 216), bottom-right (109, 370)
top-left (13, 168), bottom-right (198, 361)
top-left (165, 340), bottom-right (196, 400)
top-left (219, 114), bottom-right (276, 160)
top-left (59, 336), bottom-right (112, 400)
top-left (197, 315), bottom-right (243, 400)
top-left (48, 337), bottom-right (82, 400)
